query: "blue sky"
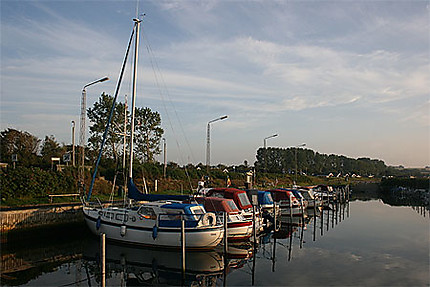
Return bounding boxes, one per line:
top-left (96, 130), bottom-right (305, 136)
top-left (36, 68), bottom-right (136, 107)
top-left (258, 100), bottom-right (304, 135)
top-left (1, 0), bottom-right (429, 168)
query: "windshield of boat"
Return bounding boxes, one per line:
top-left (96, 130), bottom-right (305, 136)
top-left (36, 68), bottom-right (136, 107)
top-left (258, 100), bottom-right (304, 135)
top-left (226, 200), bottom-right (239, 212)
top-left (237, 192), bottom-right (251, 208)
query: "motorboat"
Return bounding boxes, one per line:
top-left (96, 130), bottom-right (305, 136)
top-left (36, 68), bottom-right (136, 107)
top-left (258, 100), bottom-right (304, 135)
top-left (196, 196), bottom-right (253, 241)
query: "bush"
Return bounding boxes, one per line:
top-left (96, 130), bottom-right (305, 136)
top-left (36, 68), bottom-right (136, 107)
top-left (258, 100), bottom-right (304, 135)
top-left (0, 167), bottom-right (77, 203)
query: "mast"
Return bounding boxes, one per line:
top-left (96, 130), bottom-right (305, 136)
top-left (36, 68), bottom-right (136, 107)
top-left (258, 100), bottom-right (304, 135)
top-left (129, 18), bottom-right (141, 179)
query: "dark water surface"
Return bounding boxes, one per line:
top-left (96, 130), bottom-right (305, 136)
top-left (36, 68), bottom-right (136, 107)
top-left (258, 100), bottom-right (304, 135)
top-left (1, 199), bottom-right (429, 286)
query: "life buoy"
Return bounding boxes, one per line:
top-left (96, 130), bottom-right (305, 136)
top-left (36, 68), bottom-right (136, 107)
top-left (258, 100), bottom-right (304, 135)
top-left (201, 212), bottom-right (217, 226)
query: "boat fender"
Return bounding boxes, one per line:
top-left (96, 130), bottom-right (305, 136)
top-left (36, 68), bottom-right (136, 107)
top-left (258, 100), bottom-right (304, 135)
top-left (202, 212), bottom-right (217, 226)
top-left (152, 225), bottom-right (158, 240)
top-left (120, 225), bottom-right (127, 237)
top-left (131, 216), bottom-right (136, 222)
top-left (96, 216), bottom-right (101, 230)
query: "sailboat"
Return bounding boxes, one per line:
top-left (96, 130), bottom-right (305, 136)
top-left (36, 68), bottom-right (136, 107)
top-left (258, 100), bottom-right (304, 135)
top-left (82, 18), bottom-right (224, 249)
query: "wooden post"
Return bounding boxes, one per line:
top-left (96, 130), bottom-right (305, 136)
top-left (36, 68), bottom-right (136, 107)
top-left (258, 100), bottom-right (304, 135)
top-left (223, 212), bottom-right (228, 255)
top-left (273, 202), bottom-right (277, 231)
top-left (181, 216), bottom-right (186, 275)
top-left (101, 233), bottom-right (106, 287)
top-left (289, 195), bottom-right (293, 223)
top-left (252, 205), bottom-right (257, 247)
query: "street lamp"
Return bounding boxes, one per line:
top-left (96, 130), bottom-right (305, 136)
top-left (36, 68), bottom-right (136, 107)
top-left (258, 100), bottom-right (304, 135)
top-left (206, 115), bottom-right (228, 172)
top-left (295, 143), bottom-right (306, 184)
top-left (79, 76), bottom-right (109, 192)
top-left (263, 134), bottom-right (278, 173)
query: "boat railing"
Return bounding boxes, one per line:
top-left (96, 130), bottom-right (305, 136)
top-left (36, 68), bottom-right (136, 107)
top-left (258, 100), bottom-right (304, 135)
top-left (157, 212), bottom-right (221, 228)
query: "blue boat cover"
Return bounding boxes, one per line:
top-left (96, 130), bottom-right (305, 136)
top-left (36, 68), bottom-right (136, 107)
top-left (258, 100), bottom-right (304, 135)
top-left (160, 202), bottom-right (202, 215)
top-left (258, 190), bottom-right (274, 205)
top-left (127, 178), bottom-right (191, 202)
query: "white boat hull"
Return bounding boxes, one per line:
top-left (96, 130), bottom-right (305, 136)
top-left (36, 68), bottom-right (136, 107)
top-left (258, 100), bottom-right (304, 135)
top-left (83, 206), bottom-right (224, 249)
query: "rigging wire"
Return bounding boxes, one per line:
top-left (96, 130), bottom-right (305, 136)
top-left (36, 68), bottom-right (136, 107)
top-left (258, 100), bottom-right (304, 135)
top-left (141, 26), bottom-right (196, 191)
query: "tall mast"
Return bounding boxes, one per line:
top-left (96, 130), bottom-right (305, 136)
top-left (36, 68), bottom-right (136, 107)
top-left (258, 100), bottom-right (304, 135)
top-left (129, 18), bottom-right (141, 179)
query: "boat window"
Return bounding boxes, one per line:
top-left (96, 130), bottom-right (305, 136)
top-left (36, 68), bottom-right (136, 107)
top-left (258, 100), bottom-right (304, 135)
top-left (226, 200), bottom-right (239, 212)
top-left (190, 205), bottom-right (205, 215)
top-left (137, 206), bottom-right (156, 220)
top-left (237, 192), bottom-right (251, 207)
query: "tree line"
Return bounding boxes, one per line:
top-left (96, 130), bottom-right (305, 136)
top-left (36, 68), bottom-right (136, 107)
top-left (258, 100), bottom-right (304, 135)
top-left (255, 147), bottom-right (388, 176)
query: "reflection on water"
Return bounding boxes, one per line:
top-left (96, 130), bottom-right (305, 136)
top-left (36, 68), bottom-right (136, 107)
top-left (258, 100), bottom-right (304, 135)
top-left (1, 200), bottom-right (429, 286)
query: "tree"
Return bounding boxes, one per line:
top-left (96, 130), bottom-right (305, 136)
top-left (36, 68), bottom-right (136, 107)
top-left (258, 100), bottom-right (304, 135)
top-left (134, 107), bottom-right (164, 162)
top-left (87, 93), bottom-right (164, 165)
top-left (0, 128), bottom-right (40, 167)
top-left (87, 93), bottom-right (128, 163)
top-left (40, 135), bottom-right (65, 168)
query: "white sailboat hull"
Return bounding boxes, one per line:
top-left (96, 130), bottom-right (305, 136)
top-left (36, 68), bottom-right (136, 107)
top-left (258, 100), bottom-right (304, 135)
top-left (83, 206), bottom-right (224, 249)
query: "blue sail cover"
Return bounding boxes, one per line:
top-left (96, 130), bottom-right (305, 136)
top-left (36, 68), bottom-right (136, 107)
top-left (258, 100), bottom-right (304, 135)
top-left (127, 178), bottom-right (191, 202)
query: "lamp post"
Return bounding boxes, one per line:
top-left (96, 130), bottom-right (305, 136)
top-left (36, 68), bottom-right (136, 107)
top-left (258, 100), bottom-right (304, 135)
top-left (71, 121), bottom-right (75, 166)
top-left (79, 76), bottom-right (109, 193)
top-left (295, 143), bottom-right (306, 184)
top-left (263, 134), bottom-right (278, 173)
top-left (206, 115), bottom-right (228, 173)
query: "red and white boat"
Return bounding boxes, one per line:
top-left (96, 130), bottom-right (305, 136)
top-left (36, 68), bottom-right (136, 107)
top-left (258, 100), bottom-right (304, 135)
top-left (196, 197), bottom-right (253, 241)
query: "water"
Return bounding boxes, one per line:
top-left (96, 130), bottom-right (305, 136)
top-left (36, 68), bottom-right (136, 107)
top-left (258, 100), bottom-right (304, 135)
top-left (1, 199), bottom-right (429, 286)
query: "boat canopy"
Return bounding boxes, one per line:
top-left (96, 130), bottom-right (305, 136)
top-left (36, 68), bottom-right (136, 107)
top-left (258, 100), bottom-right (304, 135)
top-left (128, 178), bottom-right (191, 201)
top-left (285, 189), bottom-right (305, 201)
top-left (246, 189), bottom-right (274, 206)
top-left (267, 189), bottom-right (297, 201)
top-left (207, 188), bottom-right (252, 210)
top-left (258, 190), bottom-right (274, 205)
top-left (196, 197), bottom-right (239, 213)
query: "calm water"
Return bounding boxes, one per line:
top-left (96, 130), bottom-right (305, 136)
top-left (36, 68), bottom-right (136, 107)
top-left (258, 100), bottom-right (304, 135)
top-left (1, 199), bottom-right (429, 286)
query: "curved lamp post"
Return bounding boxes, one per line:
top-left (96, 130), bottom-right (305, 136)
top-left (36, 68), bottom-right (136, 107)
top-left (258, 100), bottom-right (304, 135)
top-left (206, 115), bottom-right (228, 173)
top-left (264, 134), bottom-right (278, 173)
top-left (295, 143), bottom-right (306, 184)
top-left (79, 76), bottom-right (109, 192)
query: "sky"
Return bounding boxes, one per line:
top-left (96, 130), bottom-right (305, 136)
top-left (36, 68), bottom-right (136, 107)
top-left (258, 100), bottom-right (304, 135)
top-left (1, 0), bottom-right (429, 168)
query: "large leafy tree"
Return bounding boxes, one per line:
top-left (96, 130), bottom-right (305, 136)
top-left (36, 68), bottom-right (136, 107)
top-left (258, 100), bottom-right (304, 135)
top-left (0, 128), bottom-right (40, 166)
top-left (134, 107), bottom-right (163, 162)
top-left (87, 93), bottom-right (164, 165)
top-left (87, 93), bottom-right (128, 163)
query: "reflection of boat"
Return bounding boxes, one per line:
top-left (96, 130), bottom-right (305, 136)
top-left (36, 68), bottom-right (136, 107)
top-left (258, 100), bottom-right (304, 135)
top-left (196, 197), bottom-right (253, 241)
top-left (83, 19), bottom-right (223, 250)
top-left (83, 239), bottom-right (224, 285)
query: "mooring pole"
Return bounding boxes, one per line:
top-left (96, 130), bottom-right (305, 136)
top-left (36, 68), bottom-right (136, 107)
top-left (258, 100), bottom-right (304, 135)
top-left (181, 216), bottom-right (186, 277)
top-left (223, 211), bottom-right (228, 255)
top-left (273, 202), bottom-right (277, 231)
top-left (101, 233), bottom-right (106, 287)
top-left (252, 205), bottom-right (257, 247)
